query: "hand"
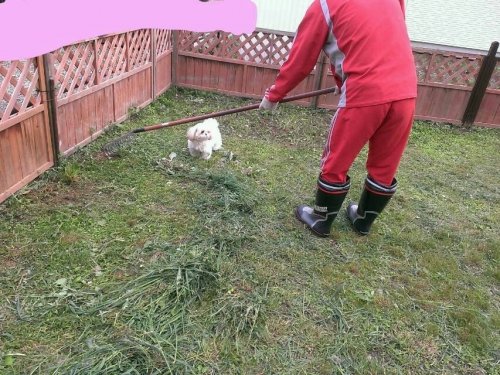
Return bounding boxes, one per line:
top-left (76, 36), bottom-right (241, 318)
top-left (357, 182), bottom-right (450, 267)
top-left (259, 97), bottom-right (279, 111)
top-left (259, 86), bottom-right (279, 111)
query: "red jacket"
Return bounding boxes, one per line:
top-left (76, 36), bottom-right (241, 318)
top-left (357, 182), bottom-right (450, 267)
top-left (267, 0), bottom-right (417, 108)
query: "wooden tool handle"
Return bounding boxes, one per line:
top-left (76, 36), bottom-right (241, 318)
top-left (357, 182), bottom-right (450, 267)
top-left (137, 87), bottom-right (338, 133)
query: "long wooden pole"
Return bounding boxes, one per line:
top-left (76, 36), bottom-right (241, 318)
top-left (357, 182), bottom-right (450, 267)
top-left (136, 87), bottom-right (339, 133)
top-left (462, 41), bottom-right (499, 127)
top-left (41, 54), bottom-right (60, 164)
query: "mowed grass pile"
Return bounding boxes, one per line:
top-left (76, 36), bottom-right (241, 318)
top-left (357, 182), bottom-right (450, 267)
top-left (0, 87), bottom-right (498, 374)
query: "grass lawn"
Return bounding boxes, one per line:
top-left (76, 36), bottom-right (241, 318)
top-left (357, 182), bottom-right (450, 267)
top-left (0, 87), bottom-right (499, 374)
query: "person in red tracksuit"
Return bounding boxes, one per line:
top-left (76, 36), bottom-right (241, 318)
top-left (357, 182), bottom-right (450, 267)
top-left (260, 0), bottom-right (417, 237)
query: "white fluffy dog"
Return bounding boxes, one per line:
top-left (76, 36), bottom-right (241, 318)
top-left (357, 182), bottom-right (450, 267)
top-left (186, 118), bottom-right (222, 160)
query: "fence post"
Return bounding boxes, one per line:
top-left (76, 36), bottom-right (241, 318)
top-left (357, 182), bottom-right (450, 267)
top-left (172, 30), bottom-right (179, 86)
top-left (151, 29), bottom-right (157, 99)
top-left (462, 41), bottom-right (499, 127)
top-left (92, 38), bottom-right (101, 85)
top-left (125, 32), bottom-right (131, 72)
top-left (40, 54), bottom-right (60, 164)
top-left (311, 53), bottom-right (327, 108)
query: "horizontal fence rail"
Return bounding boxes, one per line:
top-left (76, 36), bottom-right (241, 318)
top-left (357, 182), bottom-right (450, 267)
top-left (1, 29), bottom-right (173, 203)
top-left (413, 47), bottom-right (499, 126)
top-left (49, 29), bottom-right (173, 156)
top-left (1, 28), bottom-right (499, 204)
top-left (0, 57), bottom-right (54, 204)
top-left (176, 30), bottom-right (317, 104)
top-left (176, 30), bottom-right (500, 127)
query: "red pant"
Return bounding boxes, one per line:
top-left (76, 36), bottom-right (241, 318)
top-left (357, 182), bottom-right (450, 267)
top-left (320, 98), bottom-right (416, 186)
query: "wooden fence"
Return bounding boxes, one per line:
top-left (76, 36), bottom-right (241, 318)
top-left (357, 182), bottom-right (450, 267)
top-left (0, 57), bottom-right (54, 203)
top-left (50, 29), bottom-right (173, 155)
top-left (1, 28), bottom-right (499, 204)
top-left (176, 30), bottom-right (500, 127)
top-left (0, 29), bottom-right (173, 203)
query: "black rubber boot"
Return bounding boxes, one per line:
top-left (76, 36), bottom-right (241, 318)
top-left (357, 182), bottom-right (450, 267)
top-left (295, 177), bottom-right (350, 237)
top-left (346, 176), bottom-right (397, 235)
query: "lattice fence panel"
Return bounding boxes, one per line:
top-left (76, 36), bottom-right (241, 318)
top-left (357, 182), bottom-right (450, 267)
top-left (128, 29), bottom-right (151, 70)
top-left (178, 31), bottom-right (294, 66)
top-left (0, 59), bottom-right (41, 122)
top-left (178, 31), bottom-right (221, 55)
top-left (156, 29), bottom-right (172, 56)
top-left (413, 51), bottom-right (432, 83)
top-left (268, 34), bottom-right (294, 65)
top-left (52, 41), bottom-right (96, 99)
top-left (232, 32), bottom-right (293, 65)
top-left (427, 54), bottom-right (482, 87)
top-left (96, 34), bottom-right (127, 82)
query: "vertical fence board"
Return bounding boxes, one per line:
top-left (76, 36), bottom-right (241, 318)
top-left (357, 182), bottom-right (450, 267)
top-left (194, 58), bottom-right (203, 87)
top-left (75, 95), bottom-right (86, 146)
top-left (194, 58), bottom-right (202, 87)
top-left (113, 68), bottom-right (152, 122)
top-left (33, 113), bottom-right (51, 163)
top-left (0, 112), bottom-right (53, 203)
top-left (446, 90), bottom-right (469, 120)
top-left (415, 85), bottom-right (433, 119)
top-left (2, 127), bottom-right (23, 186)
top-left (57, 105), bottom-right (67, 152)
top-left (245, 66), bottom-right (257, 96)
top-left (2, 30), bottom-right (161, 201)
top-left (188, 56), bottom-right (196, 86)
top-left (2, 28), bottom-right (499, 205)
top-left (0, 54), bottom-right (53, 203)
top-left (224, 64), bottom-right (234, 93)
top-left (0, 128), bottom-right (15, 188)
top-left (201, 59), bottom-right (209, 87)
top-left (52, 30), bottom-right (154, 155)
top-left (57, 79), bottom-right (122, 156)
top-left (0, 139), bottom-right (6, 191)
top-left (175, 30), bottom-right (499, 127)
top-left (14, 123), bottom-right (30, 178)
top-left (225, 62), bottom-right (236, 92)
top-left (177, 56), bottom-right (187, 87)
top-left (156, 53), bottom-right (172, 95)
top-left (476, 91), bottom-right (500, 126)
top-left (232, 64), bottom-right (242, 93)
top-left (213, 61), bottom-right (223, 91)
top-left (19, 118), bottom-right (37, 177)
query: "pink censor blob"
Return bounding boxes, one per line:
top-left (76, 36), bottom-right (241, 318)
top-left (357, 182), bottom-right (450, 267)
top-left (0, 0), bottom-right (257, 60)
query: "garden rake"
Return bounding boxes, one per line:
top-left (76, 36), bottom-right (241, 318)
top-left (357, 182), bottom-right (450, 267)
top-left (101, 87), bottom-right (338, 156)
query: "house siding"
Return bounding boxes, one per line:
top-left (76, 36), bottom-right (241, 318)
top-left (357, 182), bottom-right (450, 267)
top-left (253, 0), bottom-right (311, 33)
top-left (252, 0), bottom-right (499, 52)
top-left (406, 0), bottom-right (499, 51)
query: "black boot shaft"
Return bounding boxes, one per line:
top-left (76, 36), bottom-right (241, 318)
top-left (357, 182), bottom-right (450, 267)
top-left (348, 176), bottom-right (397, 235)
top-left (295, 177), bottom-right (350, 237)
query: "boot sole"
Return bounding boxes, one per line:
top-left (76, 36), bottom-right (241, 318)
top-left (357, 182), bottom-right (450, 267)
top-left (294, 207), bottom-right (329, 238)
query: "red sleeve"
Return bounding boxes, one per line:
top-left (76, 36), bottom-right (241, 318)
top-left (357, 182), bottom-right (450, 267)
top-left (399, 0), bottom-right (406, 17)
top-left (267, 0), bottom-right (329, 102)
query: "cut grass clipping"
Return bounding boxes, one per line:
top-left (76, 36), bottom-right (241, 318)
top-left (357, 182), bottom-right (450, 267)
top-left (25, 242), bottom-right (265, 374)
top-left (15, 164), bottom-right (265, 374)
top-left (1, 87), bottom-right (498, 375)
top-left (26, 251), bottom-right (217, 374)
